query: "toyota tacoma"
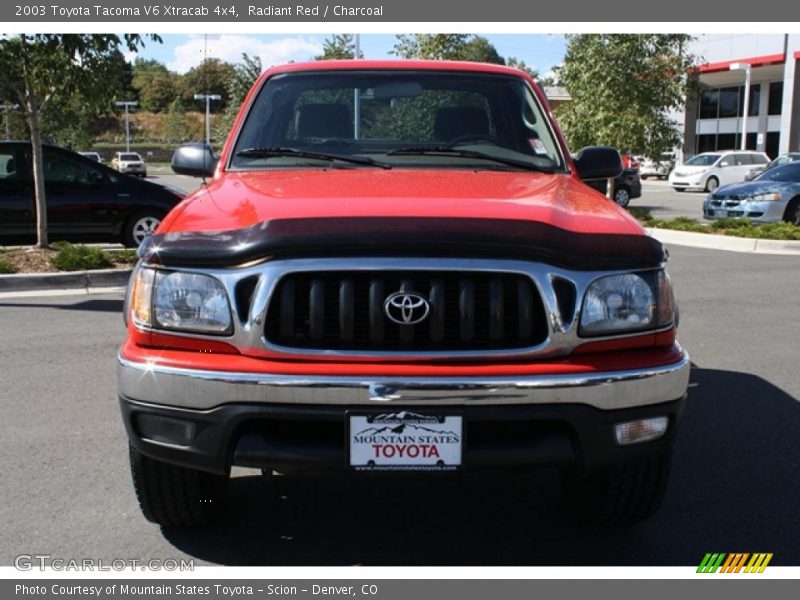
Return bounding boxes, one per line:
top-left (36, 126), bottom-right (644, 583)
top-left (118, 60), bottom-right (689, 527)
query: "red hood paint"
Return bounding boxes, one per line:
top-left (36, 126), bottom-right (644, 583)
top-left (161, 170), bottom-right (643, 236)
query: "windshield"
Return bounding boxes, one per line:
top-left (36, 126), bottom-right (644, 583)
top-left (120, 153), bottom-right (141, 161)
top-left (685, 154), bottom-right (720, 167)
top-left (230, 70), bottom-right (565, 172)
top-left (756, 163), bottom-right (800, 182)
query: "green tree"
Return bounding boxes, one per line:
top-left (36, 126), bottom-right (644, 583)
top-left (315, 34), bottom-right (363, 60)
top-left (0, 34), bottom-right (160, 248)
top-left (556, 34), bottom-right (696, 157)
top-left (506, 57), bottom-right (539, 79)
top-left (392, 34), bottom-right (506, 64)
top-left (392, 34), bottom-right (471, 60)
top-left (132, 59), bottom-right (179, 112)
top-left (461, 37), bottom-right (505, 65)
top-left (181, 58), bottom-right (236, 111)
top-left (214, 53), bottom-right (262, 145)
top-left (164, 98), bottom-right (187, 143)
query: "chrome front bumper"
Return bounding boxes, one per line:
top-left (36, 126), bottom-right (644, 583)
top-left (117, 349), bottom-right (690, 412)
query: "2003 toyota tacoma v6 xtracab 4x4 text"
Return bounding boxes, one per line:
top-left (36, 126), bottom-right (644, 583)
top-left (118, 60), bottom-right (690, 528)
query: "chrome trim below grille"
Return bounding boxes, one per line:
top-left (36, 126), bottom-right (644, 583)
top-left (117, 349), bottom-right (690, 411)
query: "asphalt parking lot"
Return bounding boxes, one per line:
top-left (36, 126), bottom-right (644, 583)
top-left (1, 244), bottom-right (798, 566)
top-left (629, 179), bottom-right (708, 221)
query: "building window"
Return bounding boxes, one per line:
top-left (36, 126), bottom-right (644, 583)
top-left (717, 133), bottom-right (736, 150)
top-left (698, 84), bottom-right (761, 119)
top-left (766, 132), bottom-right (780, 158)
top-left (697, 134), bottom-right (716, 153)
top-left (734, 133), bottom-right (758, 151)
top-left (768, 82), bottom-right (783, 115)
top-left (718, 87), bottom-right (739, 118)
top-left (699, 90), bottom-right (719, 119)
top-left (739, 84), bottom-right (760, 116)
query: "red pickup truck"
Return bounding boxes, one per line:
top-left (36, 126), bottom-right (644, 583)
top-left (118, 60), bottom-right (689, 528)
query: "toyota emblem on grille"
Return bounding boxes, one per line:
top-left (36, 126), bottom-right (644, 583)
top-left (384, 292), bottom-right (430, 325)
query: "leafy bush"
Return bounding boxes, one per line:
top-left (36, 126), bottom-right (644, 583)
top-left (642, 216), bottom-right (708, 233)
top-left (0, 257), bottom-right (16, 274)
top-left (634, 212), bottom-right (800, 240)
top-left (109, 249), bottom-right (139, 264)
top-left (51, 244), bottom-right (112, 271)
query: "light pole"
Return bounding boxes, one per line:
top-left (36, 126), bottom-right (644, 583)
top-left (194, 94), bottom-right (221, 148)
top-left (729, 62), bottom-right (752, 150)
top-left (0, 103), bottom-right (19, 140)
top-left (353, 34), bottom-right (361, 140)
top-left (115, 101), bottom-right (138, 152)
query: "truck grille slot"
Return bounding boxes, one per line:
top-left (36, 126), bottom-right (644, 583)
top-left (264, 271), bottom-right (548, 352)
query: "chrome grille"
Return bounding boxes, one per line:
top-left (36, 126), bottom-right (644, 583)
top-left (264, 271), bottom-right (550, 351)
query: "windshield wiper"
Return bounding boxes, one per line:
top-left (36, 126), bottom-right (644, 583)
top-left (235, 147), bottom-right (391, 169)
top-left (386, 146), bottom-right (556, 172)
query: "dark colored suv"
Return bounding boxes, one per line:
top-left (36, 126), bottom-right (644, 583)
top-left (585, 168), bottom-right (642, 207)
top-left (0, 142), bottom-right (185, 247)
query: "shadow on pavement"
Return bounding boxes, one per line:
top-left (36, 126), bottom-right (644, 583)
top-left (161, 365), bottom-right (800, 566)
top-left (0, 299), bottom-right (124, 313)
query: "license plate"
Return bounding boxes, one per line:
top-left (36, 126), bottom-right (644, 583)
top-left (715, 209), bottom-right (727, 218)
top-left (349, 412), bottom-right (462, 471)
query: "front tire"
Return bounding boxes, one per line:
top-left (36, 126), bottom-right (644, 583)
top-left (613, 186), bottom-right (631, 208)
top-left (129, 445), bottom-right (227, 527)
top-left (122, 210), bottom-right (163, 247)
top-left (561, 450), bottom-right (672, 527)
top-left (784, 198), bottom-right (800, 226)
top-left (674, 187), bottom-right (685, 192)
top-left (705, 176), bottom-right (719, 193)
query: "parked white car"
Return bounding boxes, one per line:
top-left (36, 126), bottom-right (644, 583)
top-left (78, 151), bottom-right (103, 163)
top-left (639, 157), bottom-right (670, 179)
top-left (111, 152), bottom-right (147, 177)
top-left (668, 150), bottom-right (770, 192)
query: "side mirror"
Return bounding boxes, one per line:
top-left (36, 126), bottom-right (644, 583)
top-left (574, 146), bottom-right (623, 180)
top-left (171, 143), bottom-right (217, 178)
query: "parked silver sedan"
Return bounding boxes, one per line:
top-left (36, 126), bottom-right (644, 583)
top-left (704, 162), bottom-right (800, 225)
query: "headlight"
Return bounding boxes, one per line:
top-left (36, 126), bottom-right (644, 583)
top-left (747, 192), bottom-right (781, 202)
top-left (128, 267), bottom-right (233, 335)
top-left (580, 271), bottom-right (675, 336)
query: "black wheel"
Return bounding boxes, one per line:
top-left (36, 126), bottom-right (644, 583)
top-left (784, 198), bottom-right (800, 226)
top-left (613, 186), bottom-right (631, 208)
top-left (129, 445), bottom-right (227, 527)
top-left (705, 176), bottom-right (719, 193)
top-left (674, 187), bottom-right (685, 192)
top-left (561, 450), bottom-right (672, 527)
top-left (122, 210), bottom-right (163, 247)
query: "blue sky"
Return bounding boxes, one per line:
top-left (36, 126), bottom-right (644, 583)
top-left (128, 34), bottom-right (566, 78)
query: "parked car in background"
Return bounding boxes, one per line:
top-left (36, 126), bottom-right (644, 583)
top-left (585, 167), bottom-right (642, 207)
top-left (78, 151), bottom-right (103, 163)
top-left (112, 151), bottom-right (147, 177)
top-left (639, 157), bottom-right (672, 180)
top-left (0, 142), bottom-right (185, 247)
top-left (704, 161), bottom-right (800, 225)
top-left (668, 150), bottom-right (770, 192)
top-left (744, 152), bottom-right (800, 181)
top-left (621, 155), bottom-right (640, 169)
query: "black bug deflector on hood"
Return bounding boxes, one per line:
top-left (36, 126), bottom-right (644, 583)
top-left (138, 217), bottom-right (666, 270)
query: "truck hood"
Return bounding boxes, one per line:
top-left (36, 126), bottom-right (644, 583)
top-left (147, 169), bottom-right (665, 270)
top-left (162, 169), bottom-right (643, 236)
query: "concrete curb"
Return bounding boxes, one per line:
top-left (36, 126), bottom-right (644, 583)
top-left (0, 268), bottom-right (132, 293)
top-left (646, 228), bottom-right (800, 256)
top-left (1, 227), bottom-right (797, 297)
